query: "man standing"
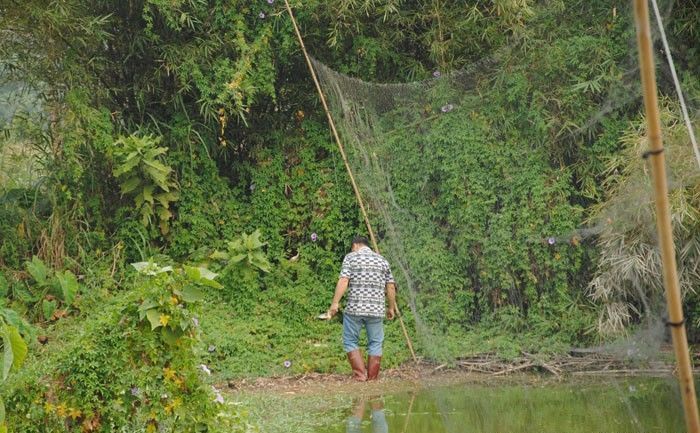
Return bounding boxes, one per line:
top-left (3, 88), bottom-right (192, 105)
top-left (327, 236), bottom-right (397, 381)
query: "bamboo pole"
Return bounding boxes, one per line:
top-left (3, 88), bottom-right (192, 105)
top-left (283, 0), bottom-right (418, 363)
top-left (633, 1), bottom-right (700, 432)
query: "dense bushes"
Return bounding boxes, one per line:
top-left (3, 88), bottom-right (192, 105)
top-left (1, 262), bottom-right (255, 433)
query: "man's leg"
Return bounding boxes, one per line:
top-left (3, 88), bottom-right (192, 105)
top-left (343, 314), bottom-right (367, 381)
top-left (365, 317), bottom-right (384, 380)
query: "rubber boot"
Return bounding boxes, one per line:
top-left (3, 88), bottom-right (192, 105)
top-left (347, 350), bottom-right (367, 381)
top-left (367, 355), bottom-right (382, 381)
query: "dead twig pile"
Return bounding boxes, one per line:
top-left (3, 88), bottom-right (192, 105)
top-left (453, 349), bottom-right (678, 377)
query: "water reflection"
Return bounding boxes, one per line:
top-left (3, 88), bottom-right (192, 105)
top-left (346, 397), bottom-right (389, 433)
top-left (326, 378), bottom-right (686, 433)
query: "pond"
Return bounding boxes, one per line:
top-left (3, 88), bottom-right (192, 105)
top-left (247, 376), bottom-right (687, 433)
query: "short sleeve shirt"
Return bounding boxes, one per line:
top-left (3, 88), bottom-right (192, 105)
top-left (339, 246), bottom-right (395, 318)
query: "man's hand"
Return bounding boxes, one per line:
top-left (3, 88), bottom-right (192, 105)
top-left (328, 302), bottom-right (340, 317)
top-left (328, 278), bottom-right (349, 318)
top-left (386, 307), bottom-right (396, 320)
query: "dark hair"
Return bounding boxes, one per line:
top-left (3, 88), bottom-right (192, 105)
top-left (351, 235), bottom-right (370, 247)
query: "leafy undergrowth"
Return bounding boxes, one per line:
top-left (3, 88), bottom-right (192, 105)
top-left (1, 264), bottom-right (256, 433)
top-left (197, 291), bottom-right (595, 382)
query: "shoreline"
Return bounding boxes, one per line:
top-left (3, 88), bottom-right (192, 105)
top-left (222, 354), bottom-right (682, 397)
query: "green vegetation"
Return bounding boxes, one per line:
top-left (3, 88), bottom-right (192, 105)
top-left (0, 0), bottom-right (698, 431)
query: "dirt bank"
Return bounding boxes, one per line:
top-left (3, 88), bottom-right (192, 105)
top-left (223, 352), bottom-right (681, 397)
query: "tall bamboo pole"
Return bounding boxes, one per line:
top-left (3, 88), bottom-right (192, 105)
top-left (283, 0), bottom-right (418, 363)
top-left (633, 1), bottom-right (700, 431)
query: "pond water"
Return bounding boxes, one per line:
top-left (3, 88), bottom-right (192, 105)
top-left (315, 377), bottom-right (686, 433)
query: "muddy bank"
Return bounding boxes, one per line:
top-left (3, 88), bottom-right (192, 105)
top-left (222, 351), bottom-right (681, 397)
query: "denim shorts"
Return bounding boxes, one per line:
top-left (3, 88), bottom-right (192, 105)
top-left (342, 314), bottom-right (384, 356)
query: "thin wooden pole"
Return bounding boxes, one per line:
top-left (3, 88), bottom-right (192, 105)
top-left (633, 1), bottom-right (700, 432)
top-left (284, 0), bottom-right (418, 363)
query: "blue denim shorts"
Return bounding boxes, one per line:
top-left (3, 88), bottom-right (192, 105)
top-left (342, 314), bottom-right (384, 356)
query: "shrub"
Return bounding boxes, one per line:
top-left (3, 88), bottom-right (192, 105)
top-left (1, 261), bottom-right (255, 433)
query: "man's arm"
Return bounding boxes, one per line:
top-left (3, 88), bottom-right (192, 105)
top-left (328, 277), bottom-right (349, 317)
top-left (386, 282), bottom-right (397, 320)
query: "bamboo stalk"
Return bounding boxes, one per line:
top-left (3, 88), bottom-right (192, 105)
top-left (283, 0), bottom-right (418, 363)
top-left (632, 1), bottom-right (700, 431)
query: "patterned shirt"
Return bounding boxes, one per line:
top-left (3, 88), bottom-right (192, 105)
top-left (339, 246), bottom-right (395, 318)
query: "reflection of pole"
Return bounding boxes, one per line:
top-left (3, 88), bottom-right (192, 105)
top-left (632, 1), bottom-right (700, 432)
top-left (283, 0), bottom-right (418, 363)
top-left (401, 392), bottom-right (417, 433)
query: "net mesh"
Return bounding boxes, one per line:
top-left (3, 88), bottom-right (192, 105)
top-left (311, 3), bottom-right (700, 366)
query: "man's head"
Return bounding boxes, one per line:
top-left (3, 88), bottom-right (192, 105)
top-left (351, 235), bottom-right (370, 252)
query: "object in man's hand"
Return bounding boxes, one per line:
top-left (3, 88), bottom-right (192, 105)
top-left (317, 312), bottom-right (332, 320)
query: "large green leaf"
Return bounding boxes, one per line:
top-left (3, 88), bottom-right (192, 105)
top-left (144, 165), bottom-right (168, 187)
top-left (143, 158), bottom-right (171, 174)
top-left (113, 154), bottom-right (140, 177)
top-left (0, 309), bottom-right (31, 338)
top-left (155, 191), bottom-right (178, 207)
top-left (144, 147), bottom-right (168, 159)
top-left (209, 250), bottom-right (229, 261)
top-left (55, 270), bottom-right (79, 305)
top-left (1, 328), bottom-right (10, 381)
top-left (7, 326), bottom-right (26, 371)
top-left (14, 286), bottom-right (37, 303)
top-left (119, 176), bottom-right (141, 195)
top-left (230, 254), bottom-right (246, 264)
top-left (145, 309), bottom-right (162, 330)
top-left (250, 252), bottom-right (271, 273)
top-left (183, 266), bottom-right (222, 290)
top-left (178, 286), bottom-right (204, 303)
top-left (25, 256), bottom-right (48, 286)
top-left (138, 300), bottom-right (158, 320)
top-left (247, 229), bottom-right (267, 249)
top-left (42, 300), bottom-right (57, 321)
top-left (156, 206), bottom-right (172, 221)
top-left (2, 324), bottom-right (27, 380)
top-left (142, 185), bottom-right (155, 204)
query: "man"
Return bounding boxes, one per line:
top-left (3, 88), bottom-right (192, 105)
top-left (327, 236), bottom-right (397, 381)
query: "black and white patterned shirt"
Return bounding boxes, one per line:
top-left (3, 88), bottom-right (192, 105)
top-left (339, 246), bottom-right (395, 318)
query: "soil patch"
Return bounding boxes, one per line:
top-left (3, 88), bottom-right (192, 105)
top-left (223, 352), bottom-right (679, 397)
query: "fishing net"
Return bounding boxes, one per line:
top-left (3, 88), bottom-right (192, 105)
top-left (0, 82), bottom-right (42, 188)
top-left (309, 1), bottom-right (700, 430)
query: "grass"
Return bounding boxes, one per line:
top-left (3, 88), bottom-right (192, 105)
top-left (197, 293), bottom-right (413, 381)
